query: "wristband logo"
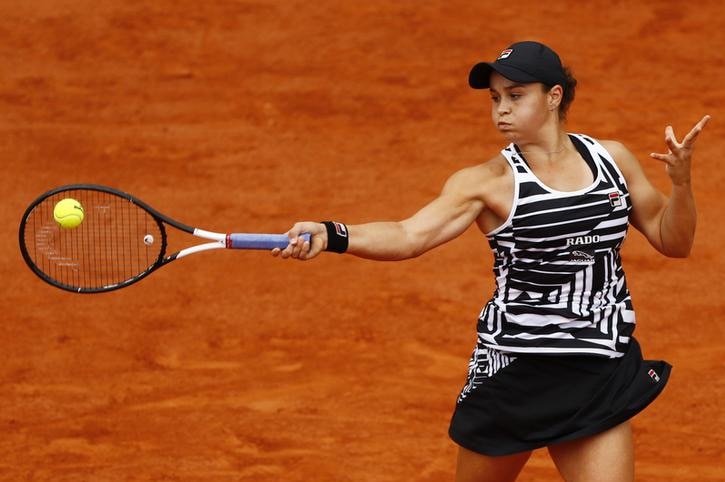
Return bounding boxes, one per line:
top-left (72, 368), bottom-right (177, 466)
top-left (333, 221), bottom-right (348, 237)
top-left (322, 221), bottom-right (349, 253)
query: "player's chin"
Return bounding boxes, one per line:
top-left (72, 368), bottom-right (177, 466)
top-left (497, 129), bottom-right (519, 141)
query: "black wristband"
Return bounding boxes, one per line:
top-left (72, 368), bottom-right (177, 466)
top-left (321, 221), bottom-right (349, 253)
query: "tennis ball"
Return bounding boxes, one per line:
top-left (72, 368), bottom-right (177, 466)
top-left (53, 198), bottom-right (84, 229)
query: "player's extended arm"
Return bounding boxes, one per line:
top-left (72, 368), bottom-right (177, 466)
top-left (275, 165), bottom-right (493, 261)
top-left (607, 115), bottom-right (710, 258)
top-left (344, 182), bottom-right (484, 260)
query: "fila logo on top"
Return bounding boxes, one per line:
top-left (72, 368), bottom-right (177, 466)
top-left (498, 48), bottom-right (513, 59)
top-left (566, 235), bottom-right (600, 247)
top-left (609, 191), bottom-right (623, 207)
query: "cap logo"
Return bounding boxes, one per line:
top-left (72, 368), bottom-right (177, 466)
top-left (498, 49), bottom-right (513, 60)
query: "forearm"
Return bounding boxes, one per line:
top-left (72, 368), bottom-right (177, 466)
top-left (659, 182), bottom-right (696, 257)
top-left (344, 188), bottom-right (483, 260)
top-left (346, 221), bottom-right (420, 261)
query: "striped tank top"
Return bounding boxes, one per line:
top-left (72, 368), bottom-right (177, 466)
top-left (478, 134), bottom-right (634, 358)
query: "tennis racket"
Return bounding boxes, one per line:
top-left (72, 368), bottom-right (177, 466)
top-left (19, 184), bottom-right (308, 293)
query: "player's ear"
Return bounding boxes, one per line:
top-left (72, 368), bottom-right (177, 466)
top-left (547, 84), bottom-right (563, 111)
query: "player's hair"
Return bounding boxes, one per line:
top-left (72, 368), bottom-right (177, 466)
top-left (545, 66), bottom-right (577, 121)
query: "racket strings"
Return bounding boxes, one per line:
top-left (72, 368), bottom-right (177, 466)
top-left (23, 189), bottom-right (163, 291)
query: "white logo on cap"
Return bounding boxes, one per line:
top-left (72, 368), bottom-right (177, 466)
top-left (498, 49), bottom-right (513, 60)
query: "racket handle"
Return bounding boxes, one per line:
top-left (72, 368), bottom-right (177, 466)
top-left (226, 233), bottom-right (311, 250)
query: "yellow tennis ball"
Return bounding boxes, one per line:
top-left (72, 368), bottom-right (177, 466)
top-left (53, 198), bottom-right (84, 229)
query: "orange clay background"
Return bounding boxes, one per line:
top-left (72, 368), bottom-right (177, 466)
top-left (1, 1), bottom-right (723, 481)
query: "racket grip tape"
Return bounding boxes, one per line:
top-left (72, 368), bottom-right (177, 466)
top-left (226, 233), bottom-right (311, 250)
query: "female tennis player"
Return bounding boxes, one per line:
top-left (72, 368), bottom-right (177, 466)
top-left (272, 41), bottom-right (710, 482)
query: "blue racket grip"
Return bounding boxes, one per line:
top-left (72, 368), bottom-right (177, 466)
top-left (227, 233), bottom-right (311, 250)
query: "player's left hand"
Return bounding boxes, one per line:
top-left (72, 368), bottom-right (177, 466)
top-left (650, 115), bottom-right (710, 186)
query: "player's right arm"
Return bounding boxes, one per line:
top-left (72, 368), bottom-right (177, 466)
top-left (274, 161), bottom-right (504, 261)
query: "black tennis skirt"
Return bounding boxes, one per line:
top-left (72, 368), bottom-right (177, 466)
top-left (448, 338), bottom-right (670, 456)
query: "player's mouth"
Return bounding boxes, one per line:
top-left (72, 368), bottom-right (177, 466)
top-left (497, 121), bottom-right (512, 130)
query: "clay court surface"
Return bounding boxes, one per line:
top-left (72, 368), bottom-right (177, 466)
top-left (2, 1), bottom-right (723, 480)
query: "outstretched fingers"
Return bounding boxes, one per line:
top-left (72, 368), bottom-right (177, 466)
top-left (664, 125), bottom-right (678, 152)
top-left (682, 114), bottom-right (711, 148)
top-left (649, 151), bottom-right (670, 162)
top-left (650, 115), bottom-right (711, 162)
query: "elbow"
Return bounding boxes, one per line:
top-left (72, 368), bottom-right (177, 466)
top-left (397, 224), bottom-right (433, 260)
top-left (390, 244), bottom-right (426, 261)
top-left (658, 227), bottom-right (695, 259)
top-left (666, 250), bottom-right (690, 259)
top-left (662, 242), bottom-right (693, 258)
top-left (407, 247), bottom-right (427, 260)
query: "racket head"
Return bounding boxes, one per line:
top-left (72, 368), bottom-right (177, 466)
top-left (19, 184), bottom-right (169, 293)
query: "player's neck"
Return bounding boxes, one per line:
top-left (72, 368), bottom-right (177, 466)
top-left (516, 130), bottom-right (572, 164)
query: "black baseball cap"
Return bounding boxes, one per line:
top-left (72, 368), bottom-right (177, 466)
top-left (469, 41), bottom-right (567, 90)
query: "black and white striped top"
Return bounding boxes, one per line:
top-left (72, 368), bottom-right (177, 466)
top-left (478, 134), bottom-right (634, 358)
